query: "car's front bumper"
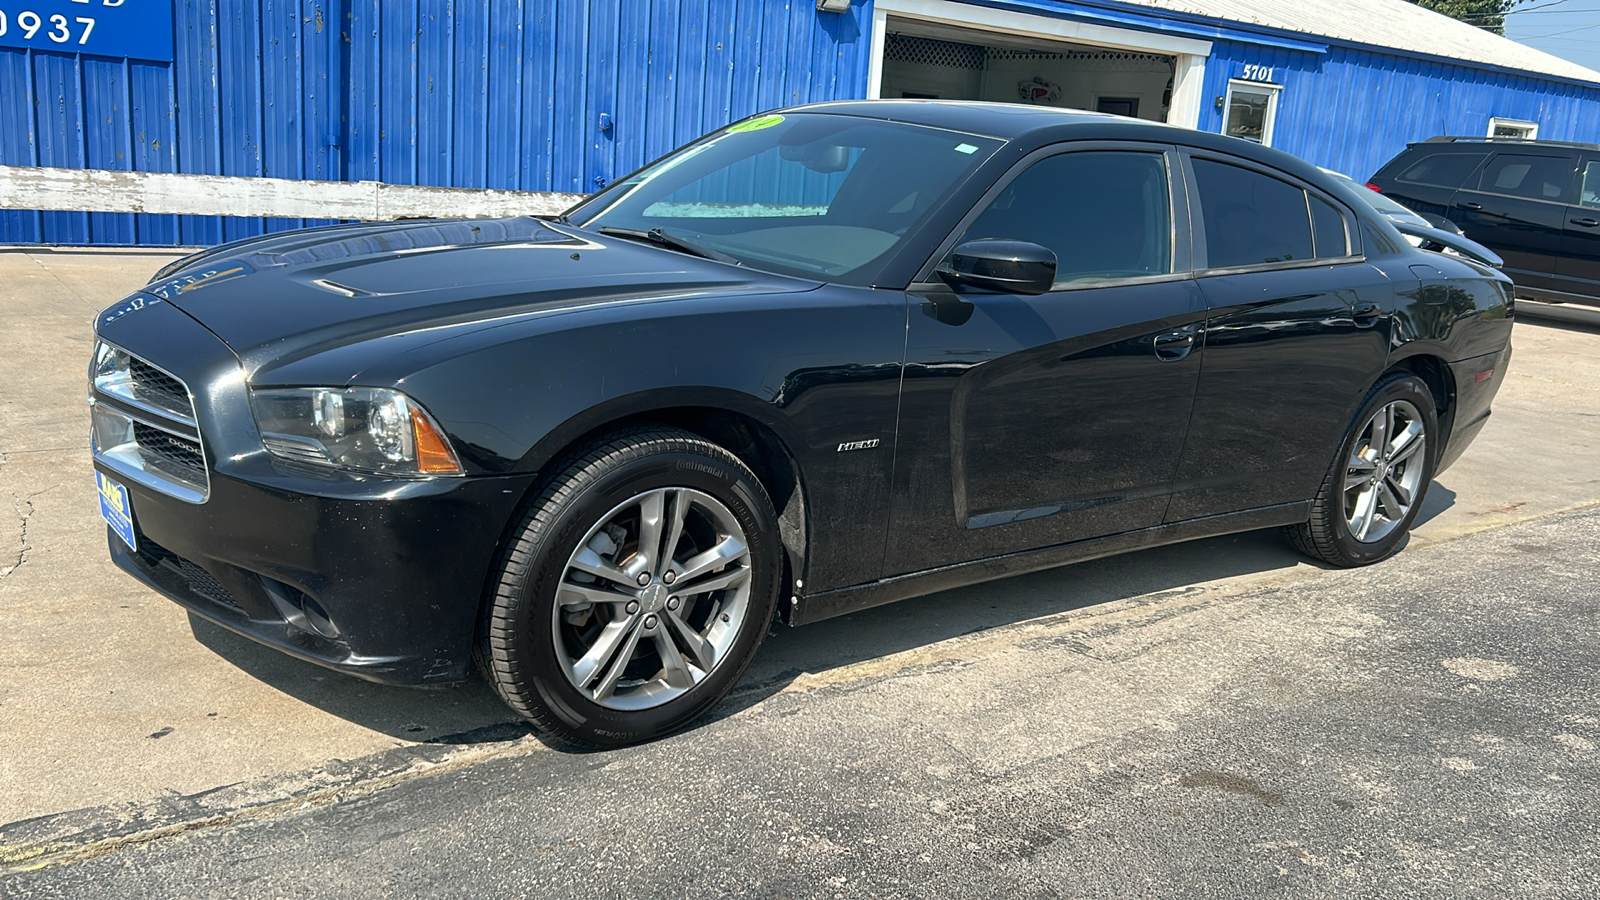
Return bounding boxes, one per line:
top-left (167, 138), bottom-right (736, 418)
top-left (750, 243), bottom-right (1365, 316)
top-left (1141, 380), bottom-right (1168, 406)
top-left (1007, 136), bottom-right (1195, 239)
top-left (92, 294), bottom-right (536, 685)
top-left (101, 461), bottom-right (535, 685)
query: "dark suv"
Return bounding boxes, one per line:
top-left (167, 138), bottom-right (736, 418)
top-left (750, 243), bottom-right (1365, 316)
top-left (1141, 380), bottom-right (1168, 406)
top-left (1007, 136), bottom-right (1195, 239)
top-left (1369, 136), bottom-right (1600, 308)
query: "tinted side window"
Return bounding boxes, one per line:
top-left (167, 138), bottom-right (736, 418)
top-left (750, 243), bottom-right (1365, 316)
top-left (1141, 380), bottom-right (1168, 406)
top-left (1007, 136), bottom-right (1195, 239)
top-left (1310, 195), bottom-right (1348, 258)
top-left (1397, 152), bottom-right (1484, 189)
top-left (1581, 161), bottom-right (1600, 209)
top-left (1476, 153), bottom-right (1576, 202)
top-left (959, 151), bottom-right (1172, 283)
top-left (1191, 158), bottom-right (1312, 268)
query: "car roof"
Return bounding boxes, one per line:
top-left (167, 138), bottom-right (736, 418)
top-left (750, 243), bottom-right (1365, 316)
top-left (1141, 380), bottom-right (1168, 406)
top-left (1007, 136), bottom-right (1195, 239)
top-left (1414, 136), bottom-right (1600, 152)
top-left (780, 100), bottom-right (1332, 185)
top-left (784, 99), bottom-right (1125, 139)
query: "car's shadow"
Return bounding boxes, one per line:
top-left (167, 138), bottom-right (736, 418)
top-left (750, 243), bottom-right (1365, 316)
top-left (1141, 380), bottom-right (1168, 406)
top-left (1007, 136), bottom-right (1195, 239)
top-left (189, 488), bottom-right (1459, 750)
top-left (1413, 482), bottom-right (1456, 530)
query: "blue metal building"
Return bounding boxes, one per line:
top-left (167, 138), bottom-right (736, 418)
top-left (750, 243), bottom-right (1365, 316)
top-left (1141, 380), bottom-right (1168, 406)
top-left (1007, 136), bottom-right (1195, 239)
top-left (2, 0), bottom-right (1598, 247)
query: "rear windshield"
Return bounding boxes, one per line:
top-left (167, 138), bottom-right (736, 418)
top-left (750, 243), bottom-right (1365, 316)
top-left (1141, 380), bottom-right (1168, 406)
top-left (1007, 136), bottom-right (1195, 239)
top-left (1396, 152), bottom-right (1485, 189)
top-left (1325, 170), bottom-right (1413, 216)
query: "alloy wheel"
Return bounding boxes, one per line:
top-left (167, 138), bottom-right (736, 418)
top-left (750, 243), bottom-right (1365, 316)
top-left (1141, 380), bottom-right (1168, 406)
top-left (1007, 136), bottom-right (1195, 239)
top-left (552, 487), bottom-right (753, 711)
top-left (1342, 399), bottom-right (1427, 544)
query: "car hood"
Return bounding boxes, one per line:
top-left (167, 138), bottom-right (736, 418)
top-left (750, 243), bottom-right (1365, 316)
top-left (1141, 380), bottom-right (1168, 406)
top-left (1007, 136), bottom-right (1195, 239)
top-left (139, 217), bottom-right (821, 376)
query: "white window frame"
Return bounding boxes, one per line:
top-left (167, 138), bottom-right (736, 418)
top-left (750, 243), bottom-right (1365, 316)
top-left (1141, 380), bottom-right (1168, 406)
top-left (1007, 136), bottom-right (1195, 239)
top-left (866, 0), bottom-right (1213, 129)
top-left (1222, 79), bottom-right (1281, 147)
top-left (1487, 117), bottom-right (1539, 140)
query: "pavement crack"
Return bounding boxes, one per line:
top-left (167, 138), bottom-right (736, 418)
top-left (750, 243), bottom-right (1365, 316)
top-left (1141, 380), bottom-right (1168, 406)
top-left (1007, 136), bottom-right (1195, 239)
top-left (0, 733), bottom-right (550, 876)
top-left (1, 494), bottom-right (35, 580)
top-left (21, 252), bottom-right (102, 315)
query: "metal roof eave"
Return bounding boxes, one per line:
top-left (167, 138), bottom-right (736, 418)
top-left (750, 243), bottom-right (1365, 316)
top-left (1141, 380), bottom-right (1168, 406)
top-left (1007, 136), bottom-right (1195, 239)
top-left (963, 0), bottom-right (1330, 55)
top-left (960, 0), bottom-right (1600, 89)
top-left (1071, 0), bottom-right (1600, 90)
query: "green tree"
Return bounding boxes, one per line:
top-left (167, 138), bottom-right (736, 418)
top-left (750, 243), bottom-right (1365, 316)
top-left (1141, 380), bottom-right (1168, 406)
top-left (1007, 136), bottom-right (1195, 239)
top-left (1406, 0), bottom-right (1529, 35)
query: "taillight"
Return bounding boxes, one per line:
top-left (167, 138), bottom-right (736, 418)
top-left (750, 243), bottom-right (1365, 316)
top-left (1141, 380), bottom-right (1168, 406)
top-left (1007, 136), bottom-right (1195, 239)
top-left (1365, 182), bottom-right (1383, 192)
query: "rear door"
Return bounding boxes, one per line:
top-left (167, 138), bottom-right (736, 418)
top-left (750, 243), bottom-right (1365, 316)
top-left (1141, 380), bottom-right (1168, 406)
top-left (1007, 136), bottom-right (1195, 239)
top-left (1556, 155), bottom-right (1600, 304)
top-left (887, 144), bottom-right (1207, 575)
top-left (1165, 152), bottom-right (1393, 522)
top-left (1449, 149), bottom-right (1579, 292)
top-left (1372, 147), bottom-right (1488, 218)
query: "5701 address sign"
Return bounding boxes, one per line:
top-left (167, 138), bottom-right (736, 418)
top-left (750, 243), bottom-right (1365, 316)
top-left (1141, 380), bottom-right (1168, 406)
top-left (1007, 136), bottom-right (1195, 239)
top-left (0, 0), bottom-right (172, 62)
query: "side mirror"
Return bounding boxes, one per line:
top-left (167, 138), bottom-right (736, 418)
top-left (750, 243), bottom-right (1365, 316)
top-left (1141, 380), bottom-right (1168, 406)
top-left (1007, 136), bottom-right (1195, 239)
top-left (937, 239), bottom-right (1057, 295)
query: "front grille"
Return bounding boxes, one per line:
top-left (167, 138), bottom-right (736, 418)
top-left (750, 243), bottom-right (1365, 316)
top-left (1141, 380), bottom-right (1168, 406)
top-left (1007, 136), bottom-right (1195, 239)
top-left (92, 342), bottom-right (211, 502)
top-left (128, 357), bottom-right (191, 420)
top-left (133, 421), bottom-right (207, 485)
top-left (138, 539), bottom-right (241, 610)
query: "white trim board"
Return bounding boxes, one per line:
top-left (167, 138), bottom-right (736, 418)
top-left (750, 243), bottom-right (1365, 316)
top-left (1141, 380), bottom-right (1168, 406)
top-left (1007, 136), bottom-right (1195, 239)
top-left (0, 166), bottom-right (582, 220)
top-left (868, 0), bottom-right (1212, 129)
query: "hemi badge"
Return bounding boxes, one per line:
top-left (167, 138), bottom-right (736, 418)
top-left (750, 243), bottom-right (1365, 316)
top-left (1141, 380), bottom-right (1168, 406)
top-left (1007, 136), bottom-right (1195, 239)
top-left (1476, 368), bottom-right (1494, 383)
top-left (837, 439), bottom-right (880, 452)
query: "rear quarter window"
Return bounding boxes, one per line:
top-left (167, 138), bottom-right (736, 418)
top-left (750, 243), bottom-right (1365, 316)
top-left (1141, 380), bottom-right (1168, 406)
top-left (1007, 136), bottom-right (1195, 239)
top-left (1396, 152), bottom-right (1485, 189)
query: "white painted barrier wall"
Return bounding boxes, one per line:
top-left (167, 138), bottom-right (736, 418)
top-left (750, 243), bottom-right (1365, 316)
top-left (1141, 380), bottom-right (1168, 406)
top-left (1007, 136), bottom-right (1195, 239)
top-left (0, 166), bottom-right (584, 221)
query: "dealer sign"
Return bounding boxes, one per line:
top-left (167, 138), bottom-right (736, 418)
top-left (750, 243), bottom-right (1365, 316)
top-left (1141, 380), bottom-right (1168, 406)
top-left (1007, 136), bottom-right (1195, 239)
top-left (0, 0), bottom-right (172, 62)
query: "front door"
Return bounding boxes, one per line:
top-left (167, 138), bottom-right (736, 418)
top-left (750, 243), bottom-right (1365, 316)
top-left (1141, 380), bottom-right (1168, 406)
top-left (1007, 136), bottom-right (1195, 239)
top-left (1556, 155), bottom-right (1600, 301)
top-left (886, 146), bottom-right (1206, 576)
top-left (1449, 150), bottom-right (1578, 292)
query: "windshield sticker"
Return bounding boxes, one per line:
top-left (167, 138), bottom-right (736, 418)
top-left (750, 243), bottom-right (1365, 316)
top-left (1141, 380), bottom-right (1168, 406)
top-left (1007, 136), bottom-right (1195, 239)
top-left (954, 143), bottom-right (979, 154)
top-left (727, 114), bottom-right (785, 134)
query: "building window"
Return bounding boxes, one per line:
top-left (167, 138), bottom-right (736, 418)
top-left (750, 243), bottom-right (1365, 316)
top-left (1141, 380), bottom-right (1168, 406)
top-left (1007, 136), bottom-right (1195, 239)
top-left (1223, 80), bottom-right (1280, 146)
top-left (1488, 117), bottom-right (1538, 140)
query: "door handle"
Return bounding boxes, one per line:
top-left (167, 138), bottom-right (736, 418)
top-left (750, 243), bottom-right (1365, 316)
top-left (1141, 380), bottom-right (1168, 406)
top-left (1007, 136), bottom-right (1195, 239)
top-left (1455, 201), bottom-right (1483, 211)
top-left (1572, 217), bottom-right (1600, 228)
top-left (1352, 301), bottom-right (1382, 328)
top-left (1152, 327), bottom-right (1197, 362)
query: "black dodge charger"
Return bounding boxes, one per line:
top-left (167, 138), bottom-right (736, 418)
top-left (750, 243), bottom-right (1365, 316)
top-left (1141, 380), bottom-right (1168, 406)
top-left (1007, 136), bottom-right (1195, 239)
top-left (90, 102), bottom-right (1513, 747)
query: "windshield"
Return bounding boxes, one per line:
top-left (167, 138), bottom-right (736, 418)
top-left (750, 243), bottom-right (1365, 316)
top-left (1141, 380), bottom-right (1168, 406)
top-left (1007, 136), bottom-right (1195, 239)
top-left (567, 112), bottom-right (1005, 285)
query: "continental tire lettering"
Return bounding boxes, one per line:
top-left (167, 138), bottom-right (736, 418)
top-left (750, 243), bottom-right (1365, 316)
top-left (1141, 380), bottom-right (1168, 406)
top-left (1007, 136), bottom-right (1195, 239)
top-left (675, 460), bottom-right (723, 477)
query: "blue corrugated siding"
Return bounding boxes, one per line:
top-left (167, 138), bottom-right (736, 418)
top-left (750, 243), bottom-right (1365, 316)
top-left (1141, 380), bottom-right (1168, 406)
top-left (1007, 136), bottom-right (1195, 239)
top-left (9, 0), bottom-right (1600, 247)
top-left (1199, 40), bottom-right (1600, 181)
top-left (0, 0), bottom-right (872, 246)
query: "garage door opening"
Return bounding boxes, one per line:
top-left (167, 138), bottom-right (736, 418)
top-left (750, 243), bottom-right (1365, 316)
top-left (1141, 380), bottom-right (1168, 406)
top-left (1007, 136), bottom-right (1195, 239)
top-left (866, 3), bottom-right (1210, 129)
top-left (879, 26), bottom-right (1176, 123)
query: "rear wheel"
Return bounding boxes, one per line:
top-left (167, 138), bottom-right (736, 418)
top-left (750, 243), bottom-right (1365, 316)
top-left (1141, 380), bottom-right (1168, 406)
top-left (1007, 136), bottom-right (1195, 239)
top-left (479, 427), bottom-right (780, 748)
top-left (1284, 372), bottom-right (1437, 567)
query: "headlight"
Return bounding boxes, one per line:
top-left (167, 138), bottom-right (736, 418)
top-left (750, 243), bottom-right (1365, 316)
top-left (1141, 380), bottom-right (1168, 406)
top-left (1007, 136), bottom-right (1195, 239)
top-left (249, 387), bottom-right (463, 476)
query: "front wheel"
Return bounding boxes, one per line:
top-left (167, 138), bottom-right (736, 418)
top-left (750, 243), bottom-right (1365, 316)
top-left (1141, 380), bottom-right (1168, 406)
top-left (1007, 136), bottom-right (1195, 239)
top-left (478, 427), bottom-right (781, 748)
top-left (1284, 372), bottom-right (1437, 567)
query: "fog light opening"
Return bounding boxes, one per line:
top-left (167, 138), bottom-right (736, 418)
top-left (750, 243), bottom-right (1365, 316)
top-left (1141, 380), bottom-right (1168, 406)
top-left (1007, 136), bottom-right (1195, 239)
top-left (260, 577), bottom-right (342, 639)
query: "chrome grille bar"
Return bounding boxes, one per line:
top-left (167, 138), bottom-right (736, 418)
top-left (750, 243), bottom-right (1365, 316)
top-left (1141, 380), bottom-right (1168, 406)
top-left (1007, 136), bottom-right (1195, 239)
top-left (90, 342), bottom-right (210, 503)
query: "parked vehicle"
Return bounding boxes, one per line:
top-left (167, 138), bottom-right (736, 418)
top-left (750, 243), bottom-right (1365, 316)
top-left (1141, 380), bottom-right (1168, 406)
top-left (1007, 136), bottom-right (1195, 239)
top-left (1369, 136), bottom-right (1600, 307)
top-left (1320, 167), bottom-right (1466, 247)
top-left (91, 102), bottom-right (1514, 747)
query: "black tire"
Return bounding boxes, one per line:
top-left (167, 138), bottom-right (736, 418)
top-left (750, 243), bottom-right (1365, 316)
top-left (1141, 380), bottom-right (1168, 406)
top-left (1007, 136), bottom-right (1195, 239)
top-left (1283, 372), bottom-right (1438, 567)
top-left (478, 426), bottom-right (781, 748)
